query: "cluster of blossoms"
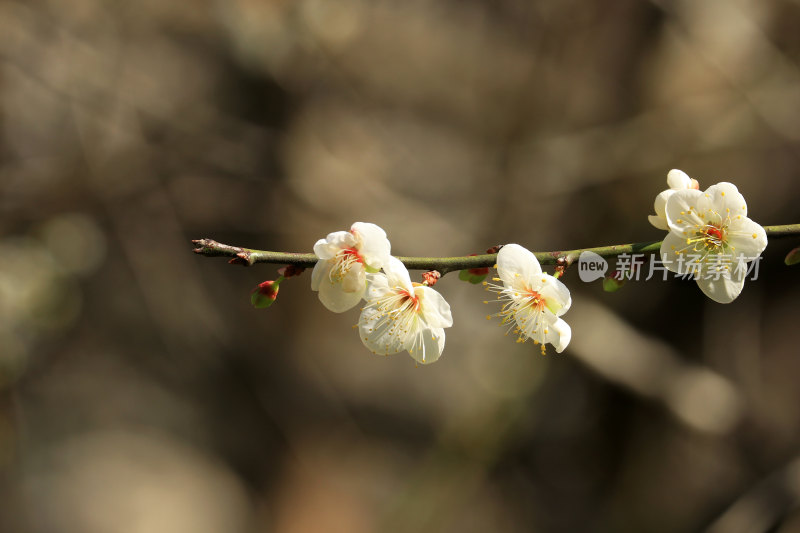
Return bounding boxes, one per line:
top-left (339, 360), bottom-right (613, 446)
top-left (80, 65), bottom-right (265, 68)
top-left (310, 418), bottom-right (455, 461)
top-left (309, 223), bottom-right (573, 363)
top-left (311, 222), bottom-right (453, 364)
top-left (249, 169), bottom-right (771, 365)
top-left (648, 170), bottom-right (768, 303)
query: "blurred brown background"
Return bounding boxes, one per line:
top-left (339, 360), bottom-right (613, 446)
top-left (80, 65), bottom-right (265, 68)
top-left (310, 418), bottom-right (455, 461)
top-left (1, 1), bottom-right (800, 532)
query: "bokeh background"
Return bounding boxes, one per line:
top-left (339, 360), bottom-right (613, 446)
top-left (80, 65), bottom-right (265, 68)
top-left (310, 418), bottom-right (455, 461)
top-left (1, 1), bottom-right (800, 532)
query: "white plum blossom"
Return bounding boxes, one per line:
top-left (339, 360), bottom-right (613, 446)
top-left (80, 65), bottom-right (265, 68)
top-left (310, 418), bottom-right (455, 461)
top-left (486, 244), bottom-right (572, 354)
top-left (311, 222), bottom-right (391, 312)
top-left (660, 182), bottom-right (767, 303)
top-left (358, 257), bottom-right (453, 364)
top-left (649, 169), bottom-right (700, 230)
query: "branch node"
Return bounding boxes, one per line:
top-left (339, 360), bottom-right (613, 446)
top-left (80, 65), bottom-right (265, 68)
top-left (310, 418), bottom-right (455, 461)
top-left (228, 252), bottom-right (253, 266)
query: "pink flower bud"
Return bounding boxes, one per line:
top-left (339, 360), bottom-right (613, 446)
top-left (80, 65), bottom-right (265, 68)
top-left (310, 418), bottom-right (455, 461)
top-left (422, 270), bottom-right (441, 286)
top-left (251, 279), bottom-right (281, 308)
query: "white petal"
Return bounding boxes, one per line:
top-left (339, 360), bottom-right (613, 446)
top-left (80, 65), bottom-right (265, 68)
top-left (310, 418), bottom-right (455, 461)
top-left (364, 272), bottom-right (391, 301)
top-left (341, 264), bottom-right (366, 293)
top-left (313, 238), bottom-right (340, 260)
top-left (546, 318), bottom-right (571, 353)
top-left (310, 260), bottom-right (329, 291)
top-left (416, 286), bottom-right (453, 328)
top-left (650, 189), bottom-right (674, 228)
top-left (695, 264), bottom-right (746, 304)
top-left (648, 214), bottom-right (669, 231)
top-left (382, 256), bottom-right (414, 292)
top-left (654, 190), bottom-right (670, 219)
top-left (660, 232), bottom-right (695, 275)
top-left (351, 222), bottom-right (386, 242)
top-left (705, 182), bottom-right (747, 218)
top-left (352, 222), bottom-right (391, 269)
top-left (497, 244), bottom-right (542, 290)
top-left (327, 230), bottom-right (357, 249)
top-left (538, 275), bottom-right (572, 316)
top-left (665, 188), bottom-right (707, 233)
top-left (318, 278), bottom-right (364, 313)
top-left (667, 169), bottom-right (692, 189)
top-left (726, 216), bottom-right (768, 259)
top-left (407, 327), bottom-right (445, 365)
top-left (358, 306), bottom-right (406, 355)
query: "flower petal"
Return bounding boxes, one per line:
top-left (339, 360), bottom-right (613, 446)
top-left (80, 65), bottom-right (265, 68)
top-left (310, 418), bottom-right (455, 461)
top-left (382, 256), bottom-right (414, 292)
top-left (695, 263), bottom-right (747, 304)
top-left (538, 275), bottom-right (572, 316)
top-left (654, 190), bottom-right (671, 217)
top-left (310, 260), bottom-right (329, 291)
top-left (365, 272), bottom-right (391, 300)
top-left (497, 244), bottom-right (542, 290)
top-left (341, 264), bottom-right (366, 293)
top-left (649, 190), bottom-right (674, 230)
top-left (727, 216), bottom-right (768, 259)
top-left (546, 318), bottom-right (571, 353)
top-left (704, 182), bottom-right (747, 219)
top-left (325, 231), bottom-right (358, 251)
top-left (313, 237), bottom-right (340, 260)
top-left (351, 222), bottom-right (391, 269)
top-left (660, 231), bottom-right (695, 275)
top-left (665, 188), bottom-right (707, 233)
top-left (667, 169), bottom-right (692, 189)
top-left (318, 277), bottom-right (365, 313)
top-left (358, 306), bottom-right (407, 355)
top-left (407, 327), bottom-right (446, 365)
top-left (417, 286), bottom-right (453, 328)
top-left (648, 215), bottom-right (668, 231)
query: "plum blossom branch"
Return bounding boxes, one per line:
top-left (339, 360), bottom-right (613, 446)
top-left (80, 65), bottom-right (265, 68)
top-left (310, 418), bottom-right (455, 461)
top-left (191, 223), bottom-right (800, 275)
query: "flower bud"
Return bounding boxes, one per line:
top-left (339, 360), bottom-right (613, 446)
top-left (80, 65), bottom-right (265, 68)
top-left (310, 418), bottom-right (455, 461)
top-left (422, 270), bottom-right (441, 286)
top-left (602, 270), bottom-right (627, 292)
top-left (251, 279), bottom-right (281, 308)
top-left (459, 253), bottom-right (489, 284)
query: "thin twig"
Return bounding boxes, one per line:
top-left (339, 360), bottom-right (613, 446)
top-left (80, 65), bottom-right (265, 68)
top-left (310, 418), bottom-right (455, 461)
top-left (192, 223), bottom-right (800, 275)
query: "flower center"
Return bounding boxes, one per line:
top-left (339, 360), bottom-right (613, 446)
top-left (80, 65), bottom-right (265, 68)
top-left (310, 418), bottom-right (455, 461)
top-left (341, 247), bottom-right (363, 263)
top-left (704, 225), bottom-right (725, 242)
top-left (685, 222), bottom-right (728, 254)
top-left (361, 287), bottom-right (422, 354)
top-left (485, 281), bottom-right (551, 355)
top-left (398, 288), bottom-right (421, 312)
top-left (525, 289), bottom-right (546, 311)
top-left (329, 247), bottom-right (364, 282)
top-left (697, 223), bottom-right (727, 252)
